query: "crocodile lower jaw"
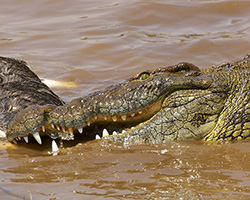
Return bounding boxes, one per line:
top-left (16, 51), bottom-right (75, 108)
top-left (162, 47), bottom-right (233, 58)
top-left (11, 123), bottom-right (134, 144)
top-left (10, 125), bottom-right (136, 155)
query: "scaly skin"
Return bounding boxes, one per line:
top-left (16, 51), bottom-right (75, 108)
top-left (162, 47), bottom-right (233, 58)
top-left (2, 54), bottom-right (250, 145)
top-left (0, 57), bottom-right (64, 139)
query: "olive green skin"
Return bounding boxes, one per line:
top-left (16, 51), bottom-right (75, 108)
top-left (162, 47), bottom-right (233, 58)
top-left (2, 54), bottom-right (250, 145)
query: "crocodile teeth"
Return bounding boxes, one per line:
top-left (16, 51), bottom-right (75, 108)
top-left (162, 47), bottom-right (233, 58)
top-left (104, 116), bottom-right (107, 120)
top-left (56, 125), bottom-right (61, 131)
top-left (94, 116), bottom-right (98, 120)
top-left (62, 127), bottom-right (66, 132)
top-left (42, 126), bottom-right (45, 132)
top-left (130, 113), bottom-right (135, 117)
top-left (78, 128), bottom-right (83, 133)
top-left (122, 130), bottom-right (126, 134)
top-left (51, 123), bottom-right (55, 129)
top-left (87, 122), bottom-right (91, 126)
top-left (68, 128), bottom-right (74, 135)
top-left (112, 131), bottom-right (118, 135)
top-left (52, 140), bottom-right (59, 156)
top-left (112, 116), bottom-right (117, 122)
top-left (33, 132), bottom-right (42, 145)
top-left (0, 130), bottom-right (6, 138)
top-left (24, 136), bottom-right (29, 143)
top-left (138, 111), bottom-right (142, 114)
top-left (95, 134), bottom-right (101, 139)
top-left (121, 115), bottom-right (126, 121)
top-left (102, 128), bottom-right (109, 137)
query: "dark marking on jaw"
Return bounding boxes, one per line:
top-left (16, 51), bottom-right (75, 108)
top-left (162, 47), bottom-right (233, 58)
top-left (191, 113), bottom-right (209, 128)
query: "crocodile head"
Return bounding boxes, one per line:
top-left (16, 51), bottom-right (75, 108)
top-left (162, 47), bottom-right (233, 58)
top-left (4, 54), bottom-right (250, 148)
top-left (2, 55), bottom-right (228, 147)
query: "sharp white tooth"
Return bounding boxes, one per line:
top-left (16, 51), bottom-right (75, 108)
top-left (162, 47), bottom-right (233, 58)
top-left (33, 132), bottom-right (42, 145)
top-left (68, 128), bottom-right (74, 135)
top-left (0, 130), bottom-right (6, 138)
top-left (112, 116), bottom-right (117, 122)
top-left (18, 137), bottom-right (21, 140)
top-left (24, 136), bottom-right (29, 143)
top-left (51, 123), bottom-right (55, 129)
top-left (121, 115), bottom-right (126, 121)
top-left (138, 111), bottom-right (142, 114)
top-left (52, 140), bottom-right (59, 156)
top-left (62, 127), bottom-right (66, 132)
top-left (112, 131), bottom-right (118, 135)
top-left (87, 122), bottom-right (91, 126)
top-left (78, 128), bottom-right (83, 133)
top-left (130, 113), bottom-right (135, 117)
top-left (131, 127), bottom-right (135, 129)
top-left (95, 134), bottom-right (101, 139)
top-left (42, 126), bottom-right (45, 132)
top-left (122, 130), bottom-right (126, 134)
top-left (104, 116), bottom-right (107, 120)
top-left (56, 125), bottom-right (61, 131)
top-left (102, 128), bottom-right (109, 137)
top-left (94, 116), bottom-right (98, 120)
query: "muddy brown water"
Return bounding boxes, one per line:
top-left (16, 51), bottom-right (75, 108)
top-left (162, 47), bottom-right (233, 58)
top-left (1, 0), bottom-right (250, 199)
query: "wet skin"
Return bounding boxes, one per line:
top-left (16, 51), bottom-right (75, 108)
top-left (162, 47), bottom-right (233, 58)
top-left (2, 54), bottom-right (250, 147)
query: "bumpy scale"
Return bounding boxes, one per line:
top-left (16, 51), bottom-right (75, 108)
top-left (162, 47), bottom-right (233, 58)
top-left (1, 54), bottom-right (250, 147)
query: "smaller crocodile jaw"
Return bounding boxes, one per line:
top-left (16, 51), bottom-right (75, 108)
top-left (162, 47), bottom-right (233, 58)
top-left (6, 104), bottom-right (56, 142)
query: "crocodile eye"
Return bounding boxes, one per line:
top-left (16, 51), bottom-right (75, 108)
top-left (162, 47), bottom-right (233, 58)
top-left (139, 72), bottom-right (150, 80)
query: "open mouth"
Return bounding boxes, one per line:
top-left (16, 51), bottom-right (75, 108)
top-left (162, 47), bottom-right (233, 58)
top-left (7, 98), bottom-right (164, 154)
top-left (3, 57), bottom-right (215, 154)
top-left (6, 74), bottom-right (213, 152)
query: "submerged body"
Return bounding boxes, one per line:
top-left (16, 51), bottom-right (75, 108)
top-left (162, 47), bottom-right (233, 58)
top-left (1, 54), bottom-right (250, 146)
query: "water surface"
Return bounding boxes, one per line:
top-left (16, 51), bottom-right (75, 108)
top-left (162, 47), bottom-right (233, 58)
top-left (1, 0), bottom-right (250, 199)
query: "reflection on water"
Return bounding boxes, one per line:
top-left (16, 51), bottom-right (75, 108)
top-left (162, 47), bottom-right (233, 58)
top-left (1, 0), bottom-right (250, 199)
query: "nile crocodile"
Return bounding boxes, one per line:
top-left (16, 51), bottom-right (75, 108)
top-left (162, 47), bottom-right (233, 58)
top-left (1, 54), bottom-right (250, 149)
